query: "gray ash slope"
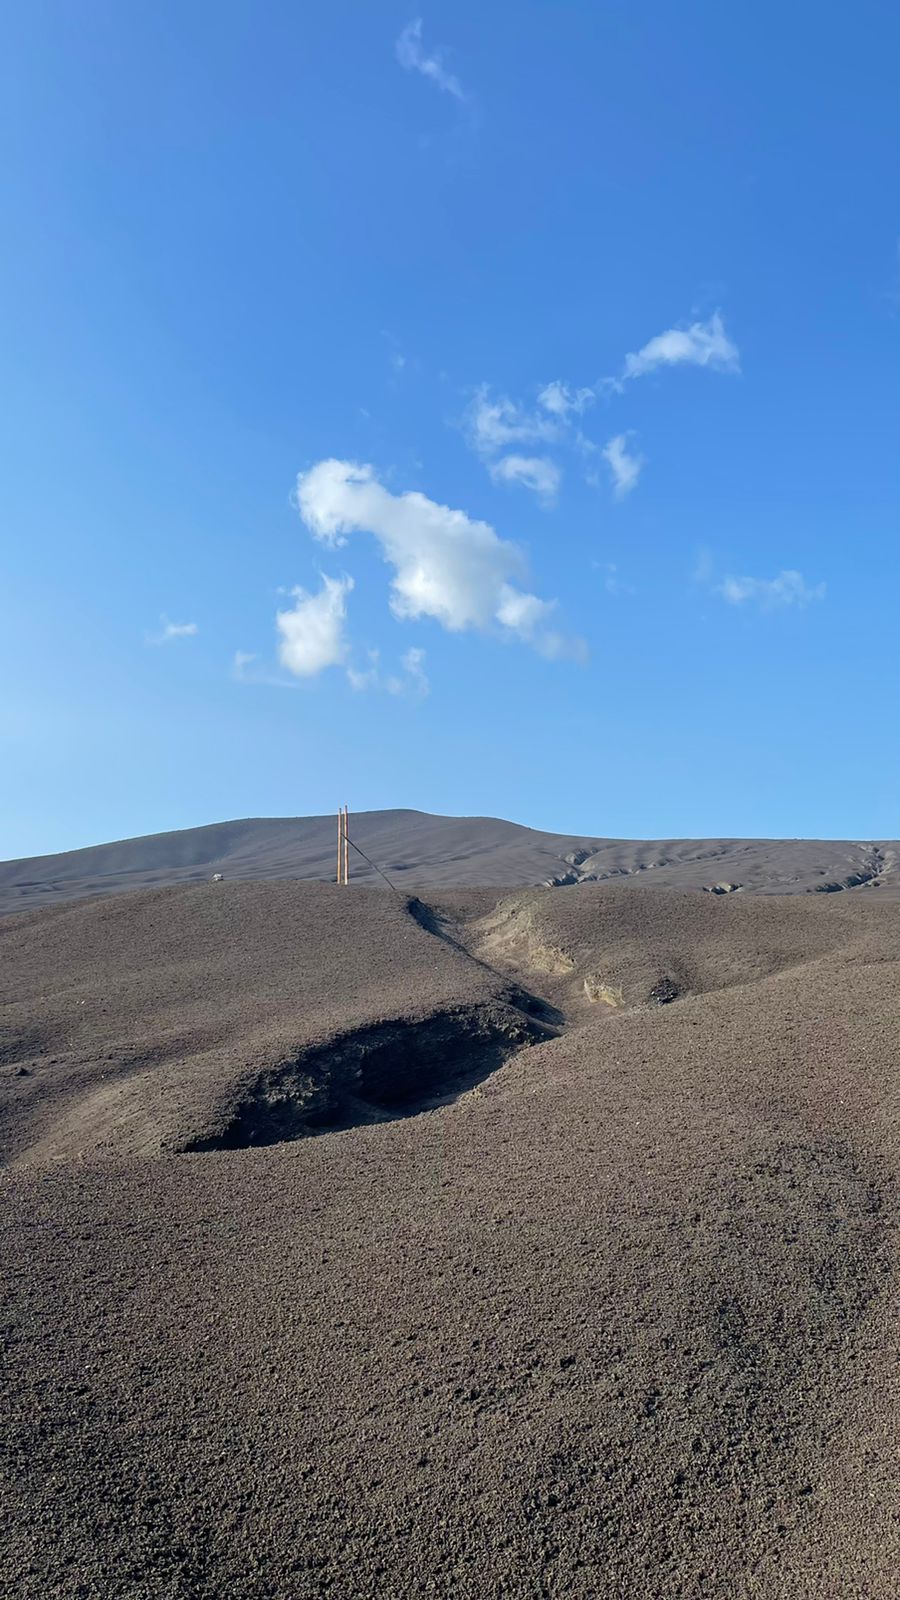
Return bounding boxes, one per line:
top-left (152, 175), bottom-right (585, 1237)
top-left (3, 878), bottom-right (900, 1597)
top-left (1, 808), bottom-right (898, 915)
top-left (0, 882), bottom-right (549, 1165)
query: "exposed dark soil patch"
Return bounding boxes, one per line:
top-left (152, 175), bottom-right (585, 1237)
top-left (811, 845), bottom-right (891, 893)
top-left (183, 1000), bottom-right (547, 1151)
top-left (814, 872), bottom-right (878, 893)
top-left (648, 976), bottom-right (680, 1005)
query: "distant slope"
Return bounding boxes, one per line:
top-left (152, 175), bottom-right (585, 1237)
top-left (1, 809), bottom-right (898, 915)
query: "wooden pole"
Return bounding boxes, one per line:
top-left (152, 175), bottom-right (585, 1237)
top-left (343, 805), bottom-right (350, 884)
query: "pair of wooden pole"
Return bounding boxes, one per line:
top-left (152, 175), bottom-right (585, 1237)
top-left (336, 805), bottom-right (350, 884)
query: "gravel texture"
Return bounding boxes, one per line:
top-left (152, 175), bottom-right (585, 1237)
top-left (2, 880), bottom-right (899, 1598)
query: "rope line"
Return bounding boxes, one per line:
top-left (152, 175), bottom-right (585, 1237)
top-left (345, 836), bottom-right (400, 894)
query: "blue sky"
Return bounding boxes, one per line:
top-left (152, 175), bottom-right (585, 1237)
top-left (2, 1), bottom-right (900, 857)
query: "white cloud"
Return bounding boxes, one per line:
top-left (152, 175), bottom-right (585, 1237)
top-left (465, 382), bottom-right (600, 494)
top-left (346, 648), bottom-right (381, 692)
top-left (596, 375), bottom-right (626, 399)
top-left (295, 458), bottom-right (582, 658)
top-left (537, 380), bottom-right (594, 419)
top-left (402, 646), bottom-right (429, 696)
top-left (623, 312), bottom-right (740, 381)
top-left (717, 570), bottom-right (825, 610)
top-left (396, 18), bottom-right (465, 101)
top-left (232, 650), bottom-right (257, 678)
top-left (597, 562), bottom-right (634, 596)
top-left (489, 454), bottom-right (561, 505)
top-left (495, 586), bottom-right (585, 662)
top-left (387, 646), bottom-right (430, 699)
top-left (231, 650), bottom-right (305, 691)
top-left (464, 386), bottom-right (559, 455)
top-left (601, 433), bottom-right (644, 499)
top-left (495, 586), bottom-right (554, 635)
top-left (149, 616), bottom-right (198, 644)
top-left (276, 573), bottom-right (353, 677)
top-left (348, 645), bottom-right (429, 700)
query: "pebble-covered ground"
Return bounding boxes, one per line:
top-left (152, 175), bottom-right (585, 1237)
top-left (2, 881), bottom-right (899, 1597)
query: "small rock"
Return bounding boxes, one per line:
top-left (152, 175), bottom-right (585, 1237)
top-left (649, 978), bottom-right (679, 1006)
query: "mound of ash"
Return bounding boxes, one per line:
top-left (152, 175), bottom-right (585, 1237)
top-left (7, 877), bottom-right (900, 1598)
top-left (184, 1000), bottom-right (544, 1151)
top-left (473, 882), bottom-right (857, 1011)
